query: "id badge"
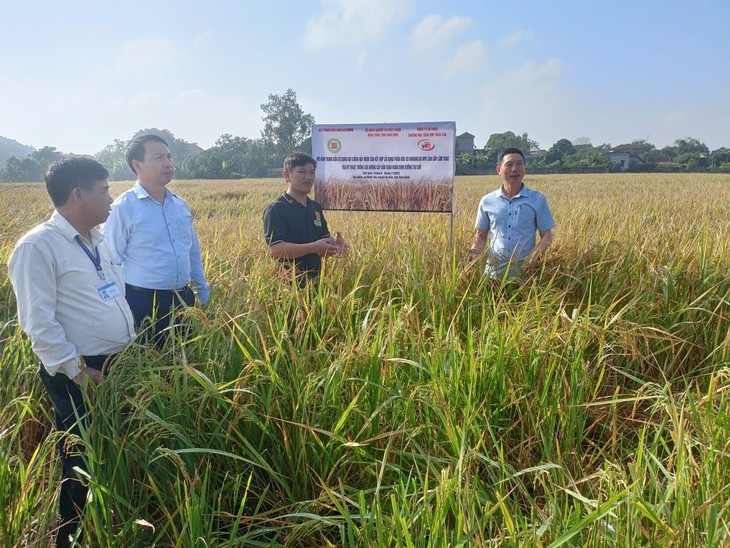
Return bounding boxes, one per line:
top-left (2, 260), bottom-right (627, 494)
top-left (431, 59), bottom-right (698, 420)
top-left (96, 280), bottom-right (121, 301)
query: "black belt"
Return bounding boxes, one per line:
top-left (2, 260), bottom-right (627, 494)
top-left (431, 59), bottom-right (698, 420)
top-left (83, 354), bottom-right (117, 372)
top-left (125, 284), bottom-right (191, 294)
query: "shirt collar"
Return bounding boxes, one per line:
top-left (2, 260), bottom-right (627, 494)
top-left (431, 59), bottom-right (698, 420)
top-left (500, 183), bottom-right (530, 199)
top-left (283, 192), bottom-right (307, 206)
top-left (51, 210), bottom-right (104, 245)
top-left (132, 181), bottom-right (174, 200)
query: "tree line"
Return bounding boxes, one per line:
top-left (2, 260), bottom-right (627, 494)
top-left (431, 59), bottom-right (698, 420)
top-left (456, 132), bottom-right (730, 175)
top-left (1, 90), bottom-right (729, 182)
top-left (0, 89), bottom-right (313, 182)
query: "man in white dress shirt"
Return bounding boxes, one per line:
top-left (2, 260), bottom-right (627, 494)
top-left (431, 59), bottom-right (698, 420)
top-left (103, 134), bottom-right (209, 346)
top-left (8, 155), bottom-right (136, 547)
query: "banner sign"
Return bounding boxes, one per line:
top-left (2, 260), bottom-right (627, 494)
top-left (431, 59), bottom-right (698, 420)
top-left (311, 121), bottom-right (455, 212)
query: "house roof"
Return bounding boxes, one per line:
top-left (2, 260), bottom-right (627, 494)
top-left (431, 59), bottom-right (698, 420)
top-left (456, 132), bottom-right (475, 138)
top-left (610, 144), bottom-right (646, 153)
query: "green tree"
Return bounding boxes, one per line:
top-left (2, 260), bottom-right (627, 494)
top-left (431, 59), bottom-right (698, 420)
top-left (181, 152), bottom-right (225, 179)
top-left (242, 139), bottom-right (274, 177)
top-left (562, 148), bottom-right (609, 170)
top-left (484, 131), bottom-right (538, 165)
top-left (1, 146), bottom-right (62, 182)
top-left (176, 134), bottom-right (275, 179)
top-left (710, 147), bottom-right (730, 172)
top-left (260, 89), bottom-right (315, 166)
top-left (669, 137), bottom-right (710, 171)
top-left (180, 135), bottom-right (243, 179)
top-left (95, 139), bottom-right (131, 180)
top-left (659, 145), bottom-right (677, 160)
top-left (543, 138), bottom-right (576, 165)
top-left (455, 151), bottom-right (493, 175)
top-left (2, 156), bottom-right (30, 181)
top-left (711, 147), bottom-right (730, 165)
top-left (212, 134), bottom-right (252, 177)
top-left (675, 137), bottom-right (708, 156)
top-left (456, 152), bottom-right (472, 175)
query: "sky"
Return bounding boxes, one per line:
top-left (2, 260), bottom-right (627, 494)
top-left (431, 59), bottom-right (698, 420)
top-left (1, 0), bottom-right (729, 155)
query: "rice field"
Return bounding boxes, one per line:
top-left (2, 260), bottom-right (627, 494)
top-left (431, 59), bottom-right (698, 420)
top-left (1, 173), bottom-right (729, 546)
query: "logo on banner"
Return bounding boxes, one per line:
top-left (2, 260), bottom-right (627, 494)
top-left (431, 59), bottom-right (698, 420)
top-left (327, 138), bottom-right (342, 153)
top-left (418, 139), bottom-right (435, 151)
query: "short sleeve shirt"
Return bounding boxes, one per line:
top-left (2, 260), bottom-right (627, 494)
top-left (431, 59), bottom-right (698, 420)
top-left (263, 193), bottom-right (330, 278)
top-left (475, 184), bottom-right (555, 278)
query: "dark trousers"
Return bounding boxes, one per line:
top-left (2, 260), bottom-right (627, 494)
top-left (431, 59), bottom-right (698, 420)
top-left (39, 355), bottom-right (111, 548)
top-left (125, 284), bottom-right (195, 346)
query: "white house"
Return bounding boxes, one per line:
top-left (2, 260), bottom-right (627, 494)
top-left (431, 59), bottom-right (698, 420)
top-left (609, 144), bottom-right (647, 171)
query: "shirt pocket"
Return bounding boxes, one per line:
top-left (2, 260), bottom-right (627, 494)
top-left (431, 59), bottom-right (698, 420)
top-left (516, 205), bottom-right (536, 226)
top-left (174, 212), bottom-right (194, 249)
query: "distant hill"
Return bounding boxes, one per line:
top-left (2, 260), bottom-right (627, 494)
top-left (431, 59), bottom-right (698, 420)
top-left (0, 136), bottom-right (34, 165)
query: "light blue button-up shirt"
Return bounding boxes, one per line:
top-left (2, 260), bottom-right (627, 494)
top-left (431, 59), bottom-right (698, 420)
top-left (103, 182), bottom-right (210, 304)
top-left (475, 184), bottom-right (555, 279)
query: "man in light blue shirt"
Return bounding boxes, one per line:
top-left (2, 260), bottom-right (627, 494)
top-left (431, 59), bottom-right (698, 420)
top-left (103, 134), bottom-right (209, 345)
top-left (468, 147), bottom-right (555, 279)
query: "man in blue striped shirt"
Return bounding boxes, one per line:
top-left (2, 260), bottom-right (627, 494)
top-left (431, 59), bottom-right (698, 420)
top-left (103, 135), bottom-right (209, 345)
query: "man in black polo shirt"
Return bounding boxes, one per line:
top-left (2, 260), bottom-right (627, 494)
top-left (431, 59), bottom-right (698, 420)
top-left (263, 152), bottom-right (349, 283)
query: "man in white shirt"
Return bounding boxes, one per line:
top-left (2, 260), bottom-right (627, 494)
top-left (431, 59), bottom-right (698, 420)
top-left (8, 155), bottom-right (136, 548)
top-left (103, 134), bottom-right (209, 346)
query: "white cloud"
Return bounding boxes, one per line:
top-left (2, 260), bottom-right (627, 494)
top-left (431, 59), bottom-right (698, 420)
top-left (498, 29), bottom-right (534, 48)
top-left (443, 40), bottom-right (487, 78)
top-left (410, 14), bottom-right (473, 53)
top-left (303, 0), bottom-right (413, 51)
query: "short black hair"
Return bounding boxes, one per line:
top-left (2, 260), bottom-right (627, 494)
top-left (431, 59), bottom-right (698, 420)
top-left (126, 134), bottom-right (169, 175)
top-left (45, 155), bottom-right (109, 207)
top-left (284, 152), bottom-right (317, 172)
top-left (498, 148), bottom-right (525, 165)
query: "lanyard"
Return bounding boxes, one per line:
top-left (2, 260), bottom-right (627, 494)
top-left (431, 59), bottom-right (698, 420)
top-left (75, 236), bottom-right (105, 279)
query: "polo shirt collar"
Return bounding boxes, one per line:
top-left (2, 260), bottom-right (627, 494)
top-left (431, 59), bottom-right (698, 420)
top-left (51, 210), bottom-right (104, 245)
top-left (283, 192), bottom-right (308, 206)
